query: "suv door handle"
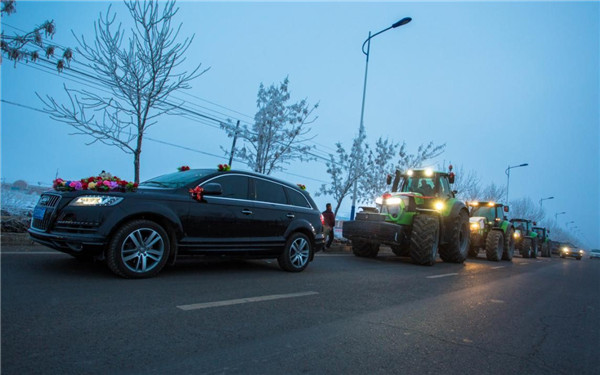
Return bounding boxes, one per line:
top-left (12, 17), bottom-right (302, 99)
top-left (286, 213), bottom-right (295, 218)
top-left (242, 209), bottom-right (253, 215)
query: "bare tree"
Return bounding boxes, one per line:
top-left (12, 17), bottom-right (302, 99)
top-left (447, 165), bottom-right (481, 202)
top-left (316, 128), bottom-right (367, 216)
top-left (480, 182), bottom-right (506, 203)
top-left (38, 0), bottom-right (205, 182)
top-left (509, 197), bottom-right (545, 222)
top-left (358, 137), bottom-right (398, 203)
top-left (222, 77), bottom-right (318, 175)
top-left (357, 140), bottom-right (446, 202)
top-left (1, 0), bottom-right (71, 71)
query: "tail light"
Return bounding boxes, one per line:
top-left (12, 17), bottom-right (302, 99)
top-left (320, 214), bottom-right (325, 225)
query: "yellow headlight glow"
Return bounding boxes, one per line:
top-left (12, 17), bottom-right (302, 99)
top-left (513, 232), bottom-right (521, 238)
top-left (407, 169), bottom-right (414, 176)
top-left (425, 169), bottom-right (434, 177)
top-left (470, 222), bottom-right (480, 230)
top-left (387, 197), bottom-right (402, 205)
top-left (434, 201), bottom-right (445, 211)
top-left (488, 201), bottom-right (495, 206)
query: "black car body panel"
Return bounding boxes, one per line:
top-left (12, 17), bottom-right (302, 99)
top-left (28, 170), bottom-right (325, 268)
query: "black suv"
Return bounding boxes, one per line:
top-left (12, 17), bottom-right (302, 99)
top-left (28, 169), bottom-right (325, 278)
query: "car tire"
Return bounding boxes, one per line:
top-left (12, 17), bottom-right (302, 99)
top-left (520, 238), bottom-right (532, 258)
top-left (278, 232), bottom-right (312, 272)
top-left (409, 214), bottom-right (439, 266)
top-left (391, 244), bottom-right (410, 257)
top-left (576, 257), bottom-right (581, 260)
top-left (485, 230), bottom-right (503, 261)
top-left (502, 227), bottom-right (514, 261)
top-left (106, 220), bottom-right (170, 279)
top-left (352, 239), bottom-right (380, 258)
top-left (439, 209), bottom-right (470, 263)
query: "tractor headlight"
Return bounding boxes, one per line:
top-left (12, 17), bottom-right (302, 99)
top-left (425, 168), bottom-right (434, 177)
top-left (375, 197), bottom-right (383, 205)
top-left (562, 247), bottom-right (569, 253)
top-left (470, 222), bottom-right (480, 231)
top-left (579, 250), bottom-right (584, 254)
top-left (434, 201), bottom-right (445, 211)
top-left (407, 169), bottom-right (414, 177)
top-left (70, 195), bottom-right (123, 207)
top-left (387, 197), bottom-right (402, 205)
top-left (513, 231), bottom-right (521, 238)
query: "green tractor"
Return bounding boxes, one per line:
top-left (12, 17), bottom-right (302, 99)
top-left (533, 226), bottom-right (551, 257)
top-left (342, 166), bottom-right (470, 266)
top-left (467, 201), bottom-right (515, 261)
top-left (510, 218), bottom-right (539, 258)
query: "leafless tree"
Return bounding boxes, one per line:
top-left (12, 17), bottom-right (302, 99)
top-left (1, 0), bottom-right (70, 71)
top-left (509, 197), bottom-right (545, 222)
top-left (221, 77), bottom-right (318, 175)
top-left (316, 127), bottom-right (367, 216)
top-left (480, 182), bottom-right (506, 203)
top-left (38, 0), bottom-right (206, 182)
top-left (451, 165), bottom-right (481, 202)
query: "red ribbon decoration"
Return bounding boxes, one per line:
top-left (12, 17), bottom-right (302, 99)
top-left (189, 186), bottom-right (204, 201)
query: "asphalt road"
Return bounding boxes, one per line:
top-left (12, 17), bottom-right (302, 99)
top-left (2, 245), bottom-right (599, 375)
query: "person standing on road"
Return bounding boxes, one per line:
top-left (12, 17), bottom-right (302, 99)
top-left (322, 203), bottom-right (336, 249)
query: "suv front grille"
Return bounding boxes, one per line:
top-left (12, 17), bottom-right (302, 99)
top-left (31, 193), bottom-right (62, 231)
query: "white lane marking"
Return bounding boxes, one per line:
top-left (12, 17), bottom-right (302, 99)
top-left (426, 273), bottom-right (459, 279)
top-left (177, 291), bottom-right (319, 311)
top-left (1, 252), bottom-right (67, 255)
top-left (491, 266), bottom-right (505, 269)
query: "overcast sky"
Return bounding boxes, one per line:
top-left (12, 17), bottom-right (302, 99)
top-left (1, 1), bottom-right (598, 248)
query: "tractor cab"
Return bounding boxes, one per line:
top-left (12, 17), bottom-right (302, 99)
top-left (467, 201), bottom-right (509, 229)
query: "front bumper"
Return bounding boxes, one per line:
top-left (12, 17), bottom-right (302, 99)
top-left (342, 220), bottom-right (409, 246)
top-left (28, 228), bottom-right (106, 256)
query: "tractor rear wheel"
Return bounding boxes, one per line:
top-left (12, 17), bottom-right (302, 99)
top-left (439, 210), bottom-right (470, 263)
top-left (352, 240), bottom-right (380, 258)
top-left (409, 215), bottom-right (439, 266)
top-left (391, 244), bottom-right (410, 257)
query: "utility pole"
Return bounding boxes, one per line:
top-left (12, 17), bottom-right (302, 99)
top-left (228, 120), bottom-right (240, 167)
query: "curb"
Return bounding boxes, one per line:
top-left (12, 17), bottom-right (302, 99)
top-left (1, 232), bottom-right (37, 247)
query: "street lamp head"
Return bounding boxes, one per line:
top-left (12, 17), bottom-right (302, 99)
top-left (392, 17), bottom-right (412, 28)
top-left (548, 196), bottom-right (554, 199)
top-left (520, 163), bottom-right (529, 167)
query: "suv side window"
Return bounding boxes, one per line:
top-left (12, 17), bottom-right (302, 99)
top-left (254, 178), bottom-right (287, 204)
top-left (208, 175), bottom-right (249, 200)
top-left (285, 187), bottom-right (312, 208)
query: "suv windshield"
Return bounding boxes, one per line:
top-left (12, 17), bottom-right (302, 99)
top-left (139, 169), bottom-right (214, 188)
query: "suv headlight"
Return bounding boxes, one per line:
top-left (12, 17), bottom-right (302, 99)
top-left (70, 195), bottom-right (124, 207)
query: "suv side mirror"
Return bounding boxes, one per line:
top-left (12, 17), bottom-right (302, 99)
top-left (203, 183), bottom-right (223, 195)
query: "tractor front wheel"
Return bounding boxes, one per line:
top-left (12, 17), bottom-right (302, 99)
top-left (352, 240), bottom-right (380, 258)
top-left (520, 238), bottom-right (533, 258)
top-left (485, 230), bottom-right (504, 261)
top-left (409, 215), bottom-right (439, 266)
top-left (439, 210), bottom-right (470, 263)
top-left (502, 228), bottom-right (515, 261)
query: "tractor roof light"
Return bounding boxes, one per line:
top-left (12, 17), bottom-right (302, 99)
top-left (488, 201), bottom-right (495, 206)
top-left (407, 169), bottom-right (414, 177)
top-left (470, 201), bottom-right (480, 206)
top-left (425, 168), bottom-right (434, 177)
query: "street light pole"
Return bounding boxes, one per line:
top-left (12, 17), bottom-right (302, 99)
top-left (554, 211), bottom-right (566, 222)
top-left (539, 196), bottom-right (554, 208)
top-left (505, 163), bottom-right (528, 204)
top-left (350, 17), bottom-right (412, 220)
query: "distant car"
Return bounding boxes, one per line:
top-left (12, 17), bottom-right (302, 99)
top-left (28, 169), bottom-right (325, 278)
top-left (589, 249), bottom-right (600, 260)
top-left (560, 245), bottom-right (583, 260)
